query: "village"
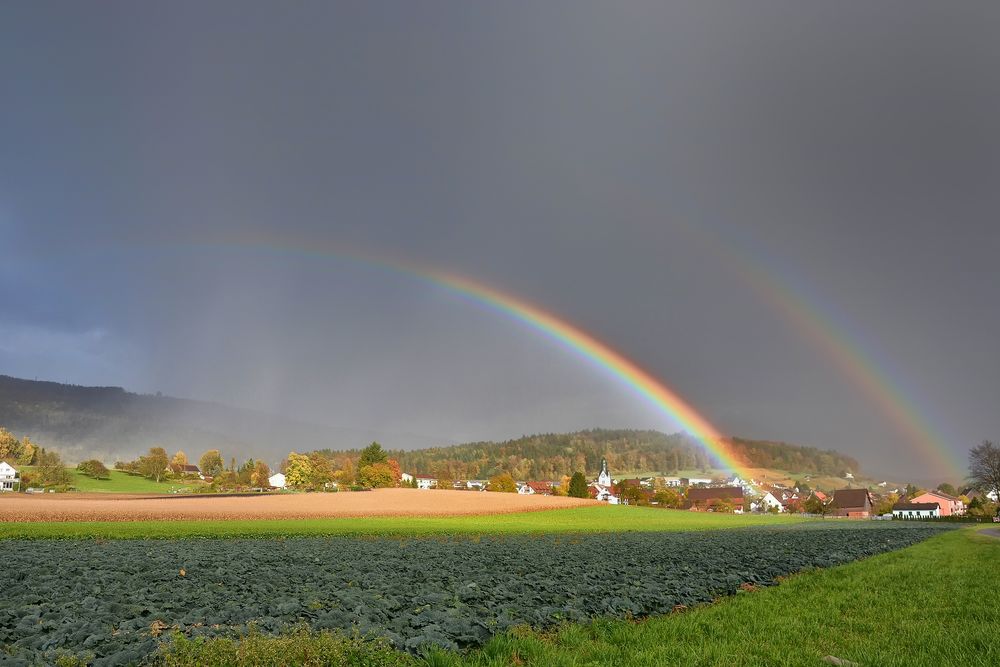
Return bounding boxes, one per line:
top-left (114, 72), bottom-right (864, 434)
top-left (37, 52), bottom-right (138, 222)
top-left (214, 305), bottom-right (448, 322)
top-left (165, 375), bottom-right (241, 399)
top-left (3, 450), bottom-right (998, 523)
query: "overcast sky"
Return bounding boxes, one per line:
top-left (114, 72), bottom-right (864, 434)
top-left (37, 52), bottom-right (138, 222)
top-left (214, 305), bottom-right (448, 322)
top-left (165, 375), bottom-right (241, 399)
top-left (1, 1), bottom-right (997, 478)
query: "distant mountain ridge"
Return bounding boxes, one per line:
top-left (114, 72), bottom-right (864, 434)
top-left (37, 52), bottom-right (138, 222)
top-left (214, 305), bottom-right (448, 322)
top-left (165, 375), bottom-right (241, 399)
top-left (0, 374), bottom-right (441, 463)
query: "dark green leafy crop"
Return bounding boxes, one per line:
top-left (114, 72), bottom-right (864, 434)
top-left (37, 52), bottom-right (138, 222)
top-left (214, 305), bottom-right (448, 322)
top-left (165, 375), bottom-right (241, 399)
top-left (0, 524), bottom-right (950, 664)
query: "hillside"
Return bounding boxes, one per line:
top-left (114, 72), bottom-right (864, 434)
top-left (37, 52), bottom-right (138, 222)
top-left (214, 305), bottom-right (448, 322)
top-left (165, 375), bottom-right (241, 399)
top-left (0, 374), bottom-right (427, 464)
top-left (321, 429), bottom-right (861, 482)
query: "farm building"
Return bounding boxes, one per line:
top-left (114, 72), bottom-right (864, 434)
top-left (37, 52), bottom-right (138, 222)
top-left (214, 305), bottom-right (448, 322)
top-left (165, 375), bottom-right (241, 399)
top-left (829, 488), bottom-right (875, 518)
top-left (687, 486), bottom-right (744, 512)
top-left (268, 472), bottom-right (286, 489)
top-left (892, 501), bottom-right (941, 519)
top-left (910, 490), bottom-right (965, 516)
top-left (174, 463), bottom-right (202, 477)
top-left (0, 461), bottom-right (19, 492)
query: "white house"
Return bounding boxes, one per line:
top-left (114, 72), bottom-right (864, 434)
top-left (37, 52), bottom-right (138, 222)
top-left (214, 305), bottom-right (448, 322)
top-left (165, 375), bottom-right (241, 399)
top-left (415, 476), bottom-right (437, 490)
top-left (892, 501), bottom-right (940, 519)
top-left (400, 472), bottom-right (414, 484)
top-left (753, 492), bottom-right (784, 513)
top-left (662, 477), bottom-right (683, 487)
top-left (0, 461), bottom-right (19, 492)
top-left (590, 482), bottom-right (619, 504)
top-left (686, 478), bottom-right (712, 486)
top-left (516, 482), bottom-right (534, 495)
top-left (268, 472), bottom-right (286, 489)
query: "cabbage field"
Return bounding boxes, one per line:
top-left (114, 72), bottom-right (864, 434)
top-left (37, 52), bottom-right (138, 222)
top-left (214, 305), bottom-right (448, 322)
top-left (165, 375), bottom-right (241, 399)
top-left (0, 523), bottom-right (950, 665)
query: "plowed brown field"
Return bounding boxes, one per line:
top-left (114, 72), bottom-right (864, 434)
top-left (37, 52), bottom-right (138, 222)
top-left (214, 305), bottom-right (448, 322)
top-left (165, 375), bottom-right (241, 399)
top-left (0, 488), bottom-right (595, 522)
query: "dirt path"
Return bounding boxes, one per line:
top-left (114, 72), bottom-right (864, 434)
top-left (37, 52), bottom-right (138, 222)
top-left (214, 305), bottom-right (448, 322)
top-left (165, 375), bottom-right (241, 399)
top-left (0, 487), bottom-right (595, 522)
top-left (980, 528), bottom-right (1000, 539)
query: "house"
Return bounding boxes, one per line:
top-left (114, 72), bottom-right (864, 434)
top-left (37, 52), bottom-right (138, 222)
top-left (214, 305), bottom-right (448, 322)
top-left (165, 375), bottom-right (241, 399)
top-left (400, 472), bottom-right (414, 483)
top-left (268, 472), bottom-right (286, 489)
top-left (589, 482), bottom-right (619, 504)
top-left (685, 477), bottom-right (712, 486)
top-left (464, 479), bottom-right (487, 491)
top-left (830, 488), bottom-right (875, 518)
top-left (661, 476), bottom-right (683, 487)
top-left (910, 490), bottom-right (965, 516)
top-left (415, 476), bottom-right (437, 490)
top-left (687, 486), bottom-right (744, 512)
top-left (0, 461), bottom-right (19, 492)
top-left (753, 491), bottom-right (784, 513)
top-left (175, 463), bottom-right (202, 478)
top-left (516, 482), bottom-right (534, 495)
top-left (810, 490), bottom-right (828, 503)
top-left (525, 481), bottom-right (553, 495)
top-left (892, 501), bottom-right (941, 519)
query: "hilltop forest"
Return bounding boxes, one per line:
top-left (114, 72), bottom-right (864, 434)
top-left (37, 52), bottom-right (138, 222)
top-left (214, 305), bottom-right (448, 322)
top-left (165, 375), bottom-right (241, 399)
top-left (318, 430), bottom-right (861, 482)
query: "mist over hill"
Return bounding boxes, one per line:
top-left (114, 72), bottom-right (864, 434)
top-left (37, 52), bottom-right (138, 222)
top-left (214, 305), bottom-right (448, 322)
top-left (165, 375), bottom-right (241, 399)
top-left (1, 374), bottom-right (861, 478)
top-left (0, 374), bottom-right (442, 464)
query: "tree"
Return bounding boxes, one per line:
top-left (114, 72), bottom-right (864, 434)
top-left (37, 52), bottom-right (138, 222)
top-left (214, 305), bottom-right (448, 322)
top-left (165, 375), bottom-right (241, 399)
top-left (552, 474), bottom-right (572, 497)
top-left (335, 458), bottom-right (356, 486)
top-left (0, 427), bottom-right (23, 461)
top-left (804, 494), bottom-right (829, 517)
top-left (307, 452), bottom-right (335, 489)
top-left (199, 450), bottom-right (224, 477)
top-left (488, 472), bottom-right (517, 493)
top-left (874, 492), bottom-right (899, 515)
top-left (434, 463), bottom-right (454, 490)
top-left (653, 488), bottom-right (682, 508)
top-left (284, 452), bottom-right (315, 489)
top-left (77, 459), bottom-right (110, 480)
top-left (171, 451), bottom-right (188, 468)
top-left (359, 462), bottom-right (396, 488)
top-left (140, 447), bottom-right (170, 482)
top-left (568, 471), bottom-right (589, 498)
top-left (936, 482), bottom-right (957, 496)
top-left (19, 435), bottom-right (37, 466)
top-left (968, 440), bottom-right (1000, 503)
top-left (35, 448), bottom-right (71, 486)
top-left (250, 460), bottom-right (271, 488)
top-left (358, 442), bottom-right (388, 468)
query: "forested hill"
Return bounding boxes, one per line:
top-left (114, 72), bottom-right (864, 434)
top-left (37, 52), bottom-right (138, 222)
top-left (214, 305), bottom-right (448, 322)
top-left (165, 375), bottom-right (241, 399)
top-left (0, 374), bottom-right (425, 463)
top-left (323, 429), bottom-right (861, 481)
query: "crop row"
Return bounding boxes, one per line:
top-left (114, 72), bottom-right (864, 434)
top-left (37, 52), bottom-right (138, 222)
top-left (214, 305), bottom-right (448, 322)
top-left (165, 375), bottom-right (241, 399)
top-left (0, 523), bottom-right (950, 665)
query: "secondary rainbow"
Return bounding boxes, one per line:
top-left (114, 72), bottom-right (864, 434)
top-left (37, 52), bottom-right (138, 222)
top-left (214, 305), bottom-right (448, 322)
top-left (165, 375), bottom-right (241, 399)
top-left (196, 238), bottom-right (748, 476)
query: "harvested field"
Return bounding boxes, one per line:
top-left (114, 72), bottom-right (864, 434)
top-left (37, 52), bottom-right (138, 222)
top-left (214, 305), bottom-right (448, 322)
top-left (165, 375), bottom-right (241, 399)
top-left (0, 488), bottom-right (594, 522)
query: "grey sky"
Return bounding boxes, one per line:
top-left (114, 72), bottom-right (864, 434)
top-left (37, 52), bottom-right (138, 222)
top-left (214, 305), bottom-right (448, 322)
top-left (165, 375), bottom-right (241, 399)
top-left (1, 1), bottom-right (997, 478)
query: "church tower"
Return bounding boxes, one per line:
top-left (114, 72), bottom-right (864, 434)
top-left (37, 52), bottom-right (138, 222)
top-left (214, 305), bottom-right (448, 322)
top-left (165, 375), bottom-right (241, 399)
top-left (597, 457), bottom-right (612, 487)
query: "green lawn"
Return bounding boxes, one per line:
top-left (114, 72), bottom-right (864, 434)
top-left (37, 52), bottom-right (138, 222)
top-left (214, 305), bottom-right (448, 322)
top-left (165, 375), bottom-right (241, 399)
top-left (157, 528), bottom-right (1000, 667)
top-left (65, 468), bottom-right (204, 494)
top-left (426, 527), bottom-right (1000, 667)
top-left (0, 505), bottom-right (805, 540)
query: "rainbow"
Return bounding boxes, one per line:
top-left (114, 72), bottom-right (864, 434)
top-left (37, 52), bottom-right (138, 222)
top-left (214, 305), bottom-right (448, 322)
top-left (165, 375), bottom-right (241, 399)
top-left (195, 238), bottom-right (748, 476)
top-left (683, 225), bottom-right (966, 480)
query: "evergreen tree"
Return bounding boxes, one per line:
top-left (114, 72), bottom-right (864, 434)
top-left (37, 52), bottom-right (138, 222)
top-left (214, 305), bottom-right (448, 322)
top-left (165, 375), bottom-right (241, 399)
top-left (568, 471), bottom-right (589, 498)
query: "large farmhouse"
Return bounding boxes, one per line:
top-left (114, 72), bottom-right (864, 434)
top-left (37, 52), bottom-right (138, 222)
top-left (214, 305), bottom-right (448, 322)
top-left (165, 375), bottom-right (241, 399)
top-left (830, 488), bottom-right (875, 518)
top-left (0, 461), bottom-right (18, 492)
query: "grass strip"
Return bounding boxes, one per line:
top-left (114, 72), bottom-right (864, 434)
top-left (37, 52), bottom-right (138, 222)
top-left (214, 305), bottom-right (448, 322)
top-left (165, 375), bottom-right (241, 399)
top-left (0, 505), bottom-right (805, 539)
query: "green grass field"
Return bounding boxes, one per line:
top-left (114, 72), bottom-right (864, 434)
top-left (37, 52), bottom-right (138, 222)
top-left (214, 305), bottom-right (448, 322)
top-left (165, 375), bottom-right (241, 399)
top-left (0, 505), bottom-right (805, 540)
top-left (65, 468), bottom-right (204, 494)
top-left (159, 528), bottom-right (1000, 667)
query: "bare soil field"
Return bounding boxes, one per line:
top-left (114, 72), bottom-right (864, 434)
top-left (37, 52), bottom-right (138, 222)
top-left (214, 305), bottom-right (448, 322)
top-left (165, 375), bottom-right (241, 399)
top-left (0, 488), bottom-right (595, 522)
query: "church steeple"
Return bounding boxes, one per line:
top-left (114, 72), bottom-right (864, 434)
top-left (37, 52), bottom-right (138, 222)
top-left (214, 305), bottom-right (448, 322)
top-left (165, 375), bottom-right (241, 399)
top-left (597, 457), bottom-right (612, 487)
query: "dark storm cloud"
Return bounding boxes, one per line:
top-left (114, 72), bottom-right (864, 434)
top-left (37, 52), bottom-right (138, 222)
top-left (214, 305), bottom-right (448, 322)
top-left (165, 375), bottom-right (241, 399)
top-left (1, 1), bottom-right (997, 478)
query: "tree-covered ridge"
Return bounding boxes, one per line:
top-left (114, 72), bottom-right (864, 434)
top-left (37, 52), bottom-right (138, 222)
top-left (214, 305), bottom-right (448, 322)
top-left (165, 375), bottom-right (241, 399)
top-left (318, 429), bottom-right (860, 481)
